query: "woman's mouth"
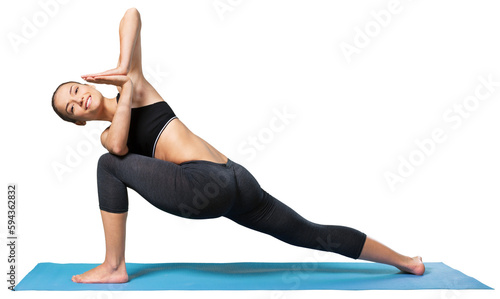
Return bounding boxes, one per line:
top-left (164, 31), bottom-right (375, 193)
top-left (86, 96), bottom-right (92, 109)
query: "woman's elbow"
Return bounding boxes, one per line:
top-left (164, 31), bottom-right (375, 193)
top-left (127, 7), bottom-right (140, 15)
top-left (126, 8), bottom-right (141, 26)
top-left (109, 145), bottom-right (129, 156)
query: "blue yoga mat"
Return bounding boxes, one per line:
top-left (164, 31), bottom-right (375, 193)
top-left (15, 262), bottom-right (492, 291)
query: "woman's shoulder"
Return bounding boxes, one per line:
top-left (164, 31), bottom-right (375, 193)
top-left (130, 76), bottom-right (168, 107)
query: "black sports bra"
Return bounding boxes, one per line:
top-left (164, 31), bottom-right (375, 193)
top-left (116, 93), bottom-right (177, 157)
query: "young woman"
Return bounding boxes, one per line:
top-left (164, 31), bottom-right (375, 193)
top-left (51, 8), bottom-right (425, 283)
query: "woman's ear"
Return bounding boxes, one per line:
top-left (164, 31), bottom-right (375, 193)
top-left (75, 120), bottom-right (87, 126)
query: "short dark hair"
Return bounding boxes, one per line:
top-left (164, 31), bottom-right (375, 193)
top-left (51, 81), bottom-right (80, 123)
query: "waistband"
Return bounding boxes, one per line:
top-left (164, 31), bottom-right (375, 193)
top-left (179, 158), bottom-right (234, 168)
top-left (225, 158), bottom-right (234, 169)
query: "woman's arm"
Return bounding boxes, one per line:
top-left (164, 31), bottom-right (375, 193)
top-left (101, 80), bottom-right (132, 156)
top-left (117, 8), bottom-right (142, 75)
top-left (85, 75), bottom-right (133, 156)
top-left (81, 8), bottom-right (142, 79)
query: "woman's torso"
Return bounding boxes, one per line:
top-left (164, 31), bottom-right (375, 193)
top-left (118, 74), bottom-right (227, 164)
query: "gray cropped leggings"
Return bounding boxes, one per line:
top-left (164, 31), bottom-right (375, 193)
top-left (97, 153), bottom-right (367, 259)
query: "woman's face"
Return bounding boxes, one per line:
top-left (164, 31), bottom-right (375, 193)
top-left (53, 82), bottom-right (103, 125)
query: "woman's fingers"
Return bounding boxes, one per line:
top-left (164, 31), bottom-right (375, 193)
top-left (83, 76), bottom-right (109, 84)
top-left (84, 76), bottom-right (110, 83)
top-left (81, 67), bottom-right (127, 80)
top-left (82, 69), bottom-right (113, 78)
top-left (83, 75), bottom-right (130, 86)
top-left (82, 72), bottom-right (101, 79)
top-left (82, 72), bottom-right (108, 80)
top-left (83, 76), bottom-right (97, 82)
top-left (82, 71), bottom-right (111, 78)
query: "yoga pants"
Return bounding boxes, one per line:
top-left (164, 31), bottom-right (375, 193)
top-left (97, 153), bottom-right (367, 259)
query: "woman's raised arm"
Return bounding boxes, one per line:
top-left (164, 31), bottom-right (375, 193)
top-left (85, 75), bottom-right (133, 156)
top-left (117, 8), bottom-right (142, 75)
top-left (81, 8), bottom-right (142, 79)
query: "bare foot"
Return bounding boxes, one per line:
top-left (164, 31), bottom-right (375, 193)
top-left (72, 262), bottom-right (128, 283)
top-left (396, 256), bottom-right (425, 275)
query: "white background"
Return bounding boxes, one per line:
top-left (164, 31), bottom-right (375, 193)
top-left (1, 0), bottom-right (499, 298)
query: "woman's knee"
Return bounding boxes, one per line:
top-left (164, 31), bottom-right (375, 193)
top-left (97, 152), bottom-right (123, 172)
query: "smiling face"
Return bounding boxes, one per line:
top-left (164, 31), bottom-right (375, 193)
top-left (52, 82), bottom-right (104, 125)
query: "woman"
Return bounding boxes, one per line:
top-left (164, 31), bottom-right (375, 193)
top-left (51, 8), bottom-right (424, 283)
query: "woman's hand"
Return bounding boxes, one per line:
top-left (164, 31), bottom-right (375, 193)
top-left (83, 74), bottom-right (131, 87)
top-left (81, 66), bottom-right (128, 81)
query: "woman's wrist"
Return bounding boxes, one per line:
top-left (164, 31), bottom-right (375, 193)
top-left (117, 61), bottom-right (130, 75)
top-left (118, 79), bottom-right (133, 105)
top-left (122, 78), bottom-right (133, 90)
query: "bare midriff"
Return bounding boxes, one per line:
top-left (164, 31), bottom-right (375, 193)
top-left (153, 118), bottom-right (228, 165)
top-left (125, 76), bottom-right (226, 165)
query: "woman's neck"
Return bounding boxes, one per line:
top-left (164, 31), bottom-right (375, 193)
top-left (100, 95), bottom-right (119, 122)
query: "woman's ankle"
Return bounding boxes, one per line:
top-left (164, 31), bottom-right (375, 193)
top-left (103, 257), bottom-right (126, 271)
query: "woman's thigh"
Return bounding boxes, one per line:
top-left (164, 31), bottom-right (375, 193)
top-left (97, 153), bottom-right (237, 219)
